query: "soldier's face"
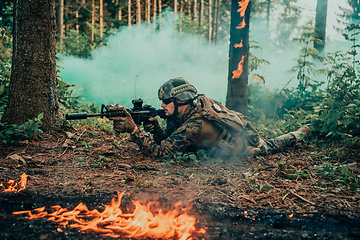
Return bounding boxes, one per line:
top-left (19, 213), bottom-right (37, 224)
top-left (161, 100), bottom-right (175, 116)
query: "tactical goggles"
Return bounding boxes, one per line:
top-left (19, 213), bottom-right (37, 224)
top-left (162, 99), bottom-right (173, 105)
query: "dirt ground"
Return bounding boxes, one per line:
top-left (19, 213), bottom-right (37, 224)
top-left (0, 125), bottom-right (359, 240)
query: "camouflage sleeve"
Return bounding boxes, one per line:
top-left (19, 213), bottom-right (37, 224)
top-left (131, 119), bottom-right (202, 158)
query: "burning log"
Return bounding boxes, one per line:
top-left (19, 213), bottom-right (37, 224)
top-left (13, 191), bottom-right (206, 239)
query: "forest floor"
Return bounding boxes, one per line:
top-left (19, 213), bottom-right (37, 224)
top-left (0, 125), bottom-right (359, 240)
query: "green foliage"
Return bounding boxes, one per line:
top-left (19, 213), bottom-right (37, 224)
top-left (162, 151), bottom-right (201, 164)
top-left (316, 161), bottom-right (359, 190)
top-left (0, 27), bottom-right (12, 115)
top-left (0, 113), bottom-right (44, 144)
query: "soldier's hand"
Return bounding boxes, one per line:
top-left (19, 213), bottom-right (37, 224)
top-left (106, 104), bottom-right (137, 134)
top-left (143, 117), bottom-right (161, 134)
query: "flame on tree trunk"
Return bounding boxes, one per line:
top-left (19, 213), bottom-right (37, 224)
top-left (226, 0), bottom-right (251, 115)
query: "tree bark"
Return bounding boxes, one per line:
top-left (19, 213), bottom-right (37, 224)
top-left (57, 0), bottom-right (64, 51)
top-left (226, 0), bottom-right (251, 115)
top-left (2, 0), bottom-right (62, 129)
top-left (314, 0), bottom-right (328, 54)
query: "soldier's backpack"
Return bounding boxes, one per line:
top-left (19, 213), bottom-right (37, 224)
top-left (191, 94), bottom-right (261, 158)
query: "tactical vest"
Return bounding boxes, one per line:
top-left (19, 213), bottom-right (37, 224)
top-left (190, 94), bottom-right (262, 158)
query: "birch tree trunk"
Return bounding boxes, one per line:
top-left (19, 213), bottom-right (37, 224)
top-left (314, 0), bottom-right (328, 54)
top-left (1, 0), bottom-right (62, 129)
top-left (226, 0), bottom-right (251, 114)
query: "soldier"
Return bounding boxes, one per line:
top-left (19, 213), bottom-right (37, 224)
top-left (108, 77), bottom-right (310, 159)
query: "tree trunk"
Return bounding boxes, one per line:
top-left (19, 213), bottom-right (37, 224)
top-left (100, 0), bottom-right (104, 38)
top-left (211, 0), bottom-right (218, 42)
top-left (199, 0), bottom-right (204, 26)
top-left (2, 0), bottom-right (62, 129)
top-left (226, 0), bottom-right (251, 115)
top-left (128, 0), bottom-right (132, 25)
top-left (174, 0), bottom-right (177, 15)
top-left (193, 0), bottom-right (198, 21)
top-left (136, 0), bottom-right (141, 24)
top-left (213, 0), bottom-right (220, 44)
top-left (266, 0), bottom-right (270, 30)
top-left (91, 0), bottom-right (95, 40)
top-left (158, 0), bottom-right (162, 29)
top-left (314, 0), bottom-right (328, 54)
top-left (208, 0), bottom-right (212, 43)
top-left (153, 0), bottom-right (157, 30)
top-left (146, 0), bottom-right (150, 24)
top-left (57, 0), bottom-right (64, 51)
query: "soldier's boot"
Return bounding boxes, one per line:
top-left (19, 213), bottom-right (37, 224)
top-left (260, 126), bottom-right (310, 155)
top-left (290, 125), bottom-right (310, 142)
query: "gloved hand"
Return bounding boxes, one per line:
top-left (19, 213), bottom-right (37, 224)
top-left (106, 104), bottom-right (137, 134)
top-left (143, 117), bottom-right (161, 134)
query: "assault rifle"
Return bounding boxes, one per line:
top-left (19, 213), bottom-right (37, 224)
top-left (65, 99), bottom-right (165, 125)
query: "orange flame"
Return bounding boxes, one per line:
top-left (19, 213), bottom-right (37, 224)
top-left (234, 39), bottom-right (243, 48)
top-left (236, 0), bottom-right (250, 29)
top-left (13, 191), bottom-right (205, 239)
top-left (232, 55), bottom-right (245, 79)
top-left (1, 173), bottom-right (28, 193)
top-left (289, 214), bottom-right (294, 218)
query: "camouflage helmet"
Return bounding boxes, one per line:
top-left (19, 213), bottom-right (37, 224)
top-left (158, 77), bottom-right (198, 101)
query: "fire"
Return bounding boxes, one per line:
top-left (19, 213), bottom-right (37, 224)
top-left (236, 0), bottom-right (250, 29)
top-left (232, 0), bottom-right (250, 79)
top-left (234, 39), bottom-right (243, 48)
top-left (1, 173), bottom-right (28, 193)
top-left (232, 56), bottom-right (245, 79)
top-left (13, 191), bottom-right (205, 239)
top-left (289, 214), bottom-right (294, 218)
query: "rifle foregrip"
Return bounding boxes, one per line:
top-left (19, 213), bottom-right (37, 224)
top-left (65, 113), bottom-right (89, 120)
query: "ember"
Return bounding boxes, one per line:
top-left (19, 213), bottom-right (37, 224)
top-left (1, 173), bottom-right (28, 193)
top-left (13, 191), bottom-right (205, 240)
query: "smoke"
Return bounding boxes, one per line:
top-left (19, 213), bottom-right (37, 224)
top-left (58, 7), bottom-right (353, 110)
top-left (58, 12), bottom-right (229, 109)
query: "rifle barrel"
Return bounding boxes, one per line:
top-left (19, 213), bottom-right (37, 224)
top-left (65, 113), bottom-right (103, 120)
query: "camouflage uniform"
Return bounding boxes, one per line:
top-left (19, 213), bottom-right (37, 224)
top-left (130, 103), bottom-right (298, 159)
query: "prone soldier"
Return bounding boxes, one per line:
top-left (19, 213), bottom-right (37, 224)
top-left (107, 77), bottom-right (310, 159)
